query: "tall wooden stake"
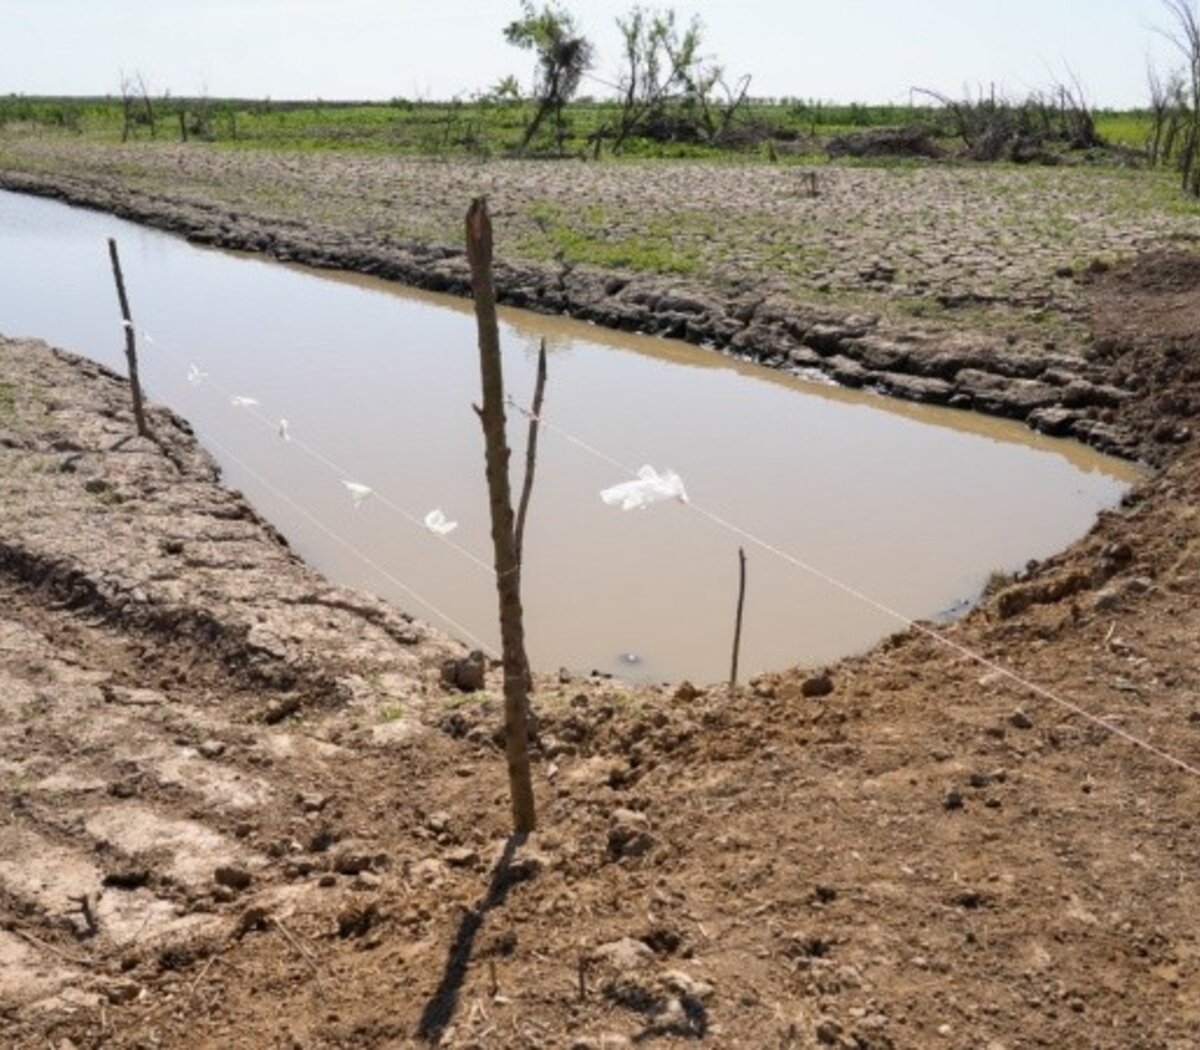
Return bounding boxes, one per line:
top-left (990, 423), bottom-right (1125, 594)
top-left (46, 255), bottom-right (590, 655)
top-left (106, 238), bottom-right (149, 438)
top-left (465, 198), bottom-right (537, 833)
top-left (729, 547), bottom-right (747, 693)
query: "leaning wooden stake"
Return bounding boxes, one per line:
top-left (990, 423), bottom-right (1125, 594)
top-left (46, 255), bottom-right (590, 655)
top-left (465, 197), bottom-right (537, 833)
top-left (729, 547), bottom-right (747, 692)
top-left (106, 238), bottom-right (149, 438)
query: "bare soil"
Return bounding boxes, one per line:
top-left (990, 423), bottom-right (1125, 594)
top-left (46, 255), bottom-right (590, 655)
top-left (0, 158), bottom-right (1199, 1048)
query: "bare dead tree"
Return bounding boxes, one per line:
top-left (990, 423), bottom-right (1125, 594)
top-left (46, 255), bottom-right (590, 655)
top-left (117, 70), bottom-right (157, 140)
top-left (465, 197), bottom-right (537, 834)
top-left (1158, 0), bottom-right (1200, 194)
top-left (606, 8), bottom-right (751, 152)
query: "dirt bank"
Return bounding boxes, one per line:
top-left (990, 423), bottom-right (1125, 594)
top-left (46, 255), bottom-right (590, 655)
top-left (2, 241), bottom-right (1200, 1048)
top-left (2, 140), bottom-right (1198, 461)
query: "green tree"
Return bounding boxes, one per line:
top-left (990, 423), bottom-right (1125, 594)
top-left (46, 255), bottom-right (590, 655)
top-left (505, 1), bottom-right (594, 153)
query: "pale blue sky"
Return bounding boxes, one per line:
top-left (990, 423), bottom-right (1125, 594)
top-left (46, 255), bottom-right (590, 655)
top-left (0, 0), bottom-right (1186, 106)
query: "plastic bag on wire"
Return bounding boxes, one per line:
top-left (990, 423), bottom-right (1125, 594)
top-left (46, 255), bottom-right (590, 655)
top-left (600, 465), bottom-right (688, 511)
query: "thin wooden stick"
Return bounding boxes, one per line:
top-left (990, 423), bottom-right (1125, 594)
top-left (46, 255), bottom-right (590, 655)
top-left (466, 197), bottom-right (537, 834)
top-left (10, 927), bottom-right (93, 967)
top-left (106, 238), bottom-right (149, 438)
top-left (730, 547), bottom-right (747, 692)
top-left (514, 339), bottom-right (547, 569)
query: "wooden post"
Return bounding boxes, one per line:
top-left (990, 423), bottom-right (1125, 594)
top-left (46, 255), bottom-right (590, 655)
top-left (729, 547), bottom-right (747, 693)
top-left (465, 197), bottom-right (537, 834)
top-left (106, 238), bottom-right (149, 438)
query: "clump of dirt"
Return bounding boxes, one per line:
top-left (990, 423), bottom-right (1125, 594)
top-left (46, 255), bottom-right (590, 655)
top-left (1, 254), bottom-right (1199, 1049)
top-left (826, 126), bottom-right (945, 160)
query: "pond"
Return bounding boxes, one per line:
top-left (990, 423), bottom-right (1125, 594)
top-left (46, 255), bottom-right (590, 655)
top-left (0, 189), bottom-right (1139, 683)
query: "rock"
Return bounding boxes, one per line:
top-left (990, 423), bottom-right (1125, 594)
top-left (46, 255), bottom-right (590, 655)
top-left (608, 808), bottom-right (654, 860)
top-left (426, 810), bottom-right (451, 834)
top-left (752, 676), bottom-right (776, 699)
top-left (943, 790), bottom-right (965, 811)
top-left (410, 858), bottom-right (447, 883)
top-left (197, 739), bottom-right (226, 759)
top-left (593, 937), bottom-right (655, 972)
top-left (300, 792), bottom-right (330, 813)
top-left (104, 979), bottom-right (142, 1005)
top-left (213, 865), bottom-right (252, 891)
top-left (444, 846), bottom-right (479, 869)
top-left (876, 373), bottom-right (953, 404)
top-left (1010, 710), bottom-right (1034, 730)
top-left (336, 901), bottom-right (379, 939)
top-left (816, 1018), bottom-right (843, 1045)
top-left (674, 681), bottom-right (700, 702)
top-left (801, 673), bottom-right (834, 698)
top-left (334, 843), bottom-right (385, 876)
top-left (1028, 406), bottom-right (1078, 437)
top-left (661, 969), bottom-right (715, 1002)
top-left (440, 649), bottom-right (487, 693)
top-left (955, 369), bottom-right (1058, 416)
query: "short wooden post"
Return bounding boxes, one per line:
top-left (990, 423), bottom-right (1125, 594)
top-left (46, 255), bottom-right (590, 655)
top-left (106, 238), bottom-right (149, 438)
top-left (465, 197), bottom-right (537, 834)
top-left (729, 547), bottom-right (747, 692)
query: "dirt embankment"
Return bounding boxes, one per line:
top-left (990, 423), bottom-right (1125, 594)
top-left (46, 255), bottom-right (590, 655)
top-left (1, 240), bottom-right (1200, 1047)
top-left (2, 142), bottom-right (1198, 462)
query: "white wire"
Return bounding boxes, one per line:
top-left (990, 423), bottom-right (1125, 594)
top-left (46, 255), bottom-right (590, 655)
top-left (142, 328), bottom-right (499, 578)
top-left (193, 422), bottom-right (498, 658)
top-left (137, 322), bottom-right (1200, 777)
top-left (506, 402), bottom-right (1200, 780)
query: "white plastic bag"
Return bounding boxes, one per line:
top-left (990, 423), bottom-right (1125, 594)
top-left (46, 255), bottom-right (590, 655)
top-left (343, 481), bottom-right (374, 509)
top-left (424, 508), bottom-right (458, 536)
top-left (600, 465), bottom-right (688, 511)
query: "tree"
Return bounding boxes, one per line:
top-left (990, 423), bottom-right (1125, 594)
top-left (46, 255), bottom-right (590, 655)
top-left (605, 6), bottom-right (750, 153)
top-left (504, 1), bottom-right (593, 153)
top-left (118, 70), bottom-right (156, 142)
top-left (1158, 0), bottom-right (1200, 195)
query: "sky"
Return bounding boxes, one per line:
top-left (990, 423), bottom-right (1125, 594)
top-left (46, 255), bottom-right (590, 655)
top-left (0, 0), bottom-right (1189, 108)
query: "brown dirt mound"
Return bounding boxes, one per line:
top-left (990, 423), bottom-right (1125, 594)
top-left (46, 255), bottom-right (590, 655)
top-left (1086, 249), bottom-right (1200, 451)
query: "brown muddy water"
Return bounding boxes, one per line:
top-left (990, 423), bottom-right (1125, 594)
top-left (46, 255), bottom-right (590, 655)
top-left (0, 189), bottom-right (1140, 683)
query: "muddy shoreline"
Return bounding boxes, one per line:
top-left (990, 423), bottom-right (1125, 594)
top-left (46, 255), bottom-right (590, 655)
top-left (0, 168), bottom-right (1173, 464)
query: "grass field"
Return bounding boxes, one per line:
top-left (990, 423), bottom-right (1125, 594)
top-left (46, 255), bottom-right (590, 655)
top-left (0, 94), bottom-right (1155, 162)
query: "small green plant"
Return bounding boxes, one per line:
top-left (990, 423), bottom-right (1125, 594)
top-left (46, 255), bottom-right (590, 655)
top-left (982, 569), bottom-right (1014, 597)
top-left (379, 704), bottom-right (405, 722)
top-left (0, 381), bottom-right (15, 419)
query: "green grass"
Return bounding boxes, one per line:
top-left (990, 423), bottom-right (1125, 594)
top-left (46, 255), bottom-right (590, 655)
top-left (0, 94), bottom-right (1163, 166)
top-left (520, 203), bottom-right (701, 274)
top-left (0, 382), bottom-right (14, 419)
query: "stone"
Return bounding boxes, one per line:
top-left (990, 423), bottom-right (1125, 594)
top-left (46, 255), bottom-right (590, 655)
top-left (334, 843), bottom-right (383, 876)
top-left (674, 680), bottom-right (700, 702)
top-left (608, 808), bottom-right (654, 859)
top-left (801, 673), bottom-right (834, 698)
top-left (213, 865), bottom-right (252, 891)
top-left (440, 650), bottom-right (486, 693)
top-left (444, 846), bottom-right (479, 869)
top-left (661, 969), bottom-right (715, 1002)
top-left (593, 937), bottom-right (655, 972)
top-left (1010, 710), bottom-right (1034, 730)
